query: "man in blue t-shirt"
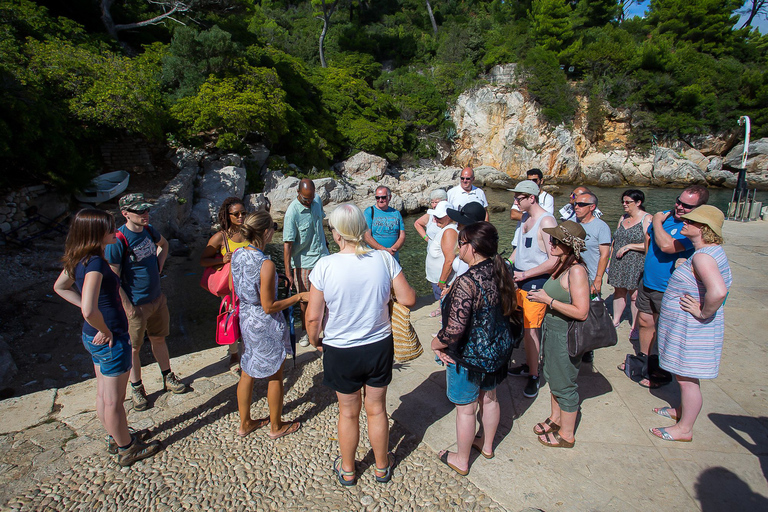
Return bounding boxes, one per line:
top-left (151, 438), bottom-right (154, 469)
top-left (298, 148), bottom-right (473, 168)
top-left (364, 186), bottom-right (406, 262)
top-left (633, 185), bottom-right (709, 387)
top-left (106, 193), bottom-right (188, 411)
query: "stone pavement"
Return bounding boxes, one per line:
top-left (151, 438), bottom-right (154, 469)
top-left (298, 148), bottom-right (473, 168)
top-left (0, 220), bottom-right (766, 511)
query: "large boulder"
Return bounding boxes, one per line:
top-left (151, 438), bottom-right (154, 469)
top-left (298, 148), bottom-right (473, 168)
top-left (201, 153), bottom-right (243, 173)
top-left (248, 143), bottom-right (270, 171)
top-left (265, 176), bottom-right (300, 216)
top-left (150, 164), bottom-right (198, 237)
top-left (244, 193), bottom-right (271, 213)
top-left (473, 165), bottom-right (515, 189)
top-left (579, 151), bottom-right (653, 187)
top-left (723, 138), bottom-right (768, 188)
top-left (192, 165), bottom-right (246, 230)
top-left (337, 152), bottom-right (388, 181)
top-left (652, 148), bottom-right (707, 186)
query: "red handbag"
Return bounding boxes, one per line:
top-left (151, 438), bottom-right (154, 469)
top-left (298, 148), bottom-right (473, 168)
top-left (201, 233), bottom-right (232, 297)
top-left (215, 292), bottom-right (240, 345)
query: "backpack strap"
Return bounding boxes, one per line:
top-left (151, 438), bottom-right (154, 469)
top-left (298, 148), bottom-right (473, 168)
top-left (114, 229), bottom-right (133, 271)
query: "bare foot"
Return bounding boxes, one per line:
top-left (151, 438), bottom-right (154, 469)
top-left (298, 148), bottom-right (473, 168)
top-left (237, 417), bottom-right (269, 437)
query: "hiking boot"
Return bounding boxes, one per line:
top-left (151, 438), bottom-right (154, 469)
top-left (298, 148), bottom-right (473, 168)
top-left (117, 436), bottom-right (162, 467)
top-left (131, 384), bottom-right (150, 411)
top-left (581, 351), bottom-right (594, 363)
top-left (508, 364), bottom-right (530, 377)
top-left (523, 375), bottom-right (540, 398)
top-left (163, 372), bottom-right (188, 394)
top-left (106, 427), bottom-right (150, 455)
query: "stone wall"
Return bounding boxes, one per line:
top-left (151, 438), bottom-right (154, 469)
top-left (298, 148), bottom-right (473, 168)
top-left (100, 138), bottom-right (166, 174)
top-left (0, 185), bottom-right (68, 245)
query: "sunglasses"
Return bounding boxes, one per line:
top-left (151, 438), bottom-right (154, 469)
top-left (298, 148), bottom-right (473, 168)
top-left (460, 177), bottom-right (472, 181)
top-left (229, 211), bottom-right (247, 217)
top-left (514, 195), bottom-right (530, 203)
top-left (676, 197), bottom-right (696, 210)
top-left (621, 200), bottom-right (635, 205)
top-left (375, 195), bottom-right (389, 200)
top-left (126, 208), bottom-right (149, 215)
top-left (298, 194), bottom-right (314, 204)
top-left (550, 238), bottom-right (562, 246)
top-left (574, 202), bottom-right (594, 208)
top-left (458, 239), bottom-right (469, 247)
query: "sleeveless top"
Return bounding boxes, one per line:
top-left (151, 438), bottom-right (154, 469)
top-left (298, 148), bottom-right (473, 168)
top-left (426, 223), bottom-right (458, 283)
top-left (220, 234), bottom-right (249, 256)
top-left (513, 212), bottom-right (555, 290)
top-left (425, 216), bottom-right (441, 241)
top-left (607, 214), bottom-right (649, 290)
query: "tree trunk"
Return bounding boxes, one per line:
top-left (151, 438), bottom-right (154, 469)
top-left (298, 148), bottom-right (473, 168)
top-left (740, 0), bottom-right (766, 28)
top-left (319, 16), bottom-right (329, 68)
top-left (426, 0), bottom-right (438, 36)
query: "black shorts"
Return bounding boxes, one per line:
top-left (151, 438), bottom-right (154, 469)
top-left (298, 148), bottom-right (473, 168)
top-left (636, 285), bottom-right (664, 315)
top-left (322, 335), bottom-right (394, 394)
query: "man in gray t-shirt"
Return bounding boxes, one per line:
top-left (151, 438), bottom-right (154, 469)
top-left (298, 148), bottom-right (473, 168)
top-left (574, 192), bottom-right (612, 296)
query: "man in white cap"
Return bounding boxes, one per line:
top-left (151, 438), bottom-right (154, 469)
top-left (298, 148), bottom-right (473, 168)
top-left (506, 180), bottom-right (558, 398)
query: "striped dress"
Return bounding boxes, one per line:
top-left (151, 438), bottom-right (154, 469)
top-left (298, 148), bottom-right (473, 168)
top-left (657, 245), bottom-right (732, 379)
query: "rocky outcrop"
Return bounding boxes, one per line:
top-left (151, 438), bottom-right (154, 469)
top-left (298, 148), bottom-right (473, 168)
top-left (450, 83), bottom-right (764, 189)
top-left (336, 151), bottom-right (388, 180)
top-left (724, 138), bottom-right (768, 188)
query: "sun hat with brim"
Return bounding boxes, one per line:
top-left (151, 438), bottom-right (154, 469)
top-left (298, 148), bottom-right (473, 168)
top-left (681, 205), bottom-right (724, 237)
top-left (510, 180), bottom-right (540, 196)
top-left (427, 200), bottom-right (451, 218)
top-left (542, 220), bottom-right (587, 257)
top-left (447, 201), bottom-right (485, 226)
top-left (119, 193), bottom-right (153, 211)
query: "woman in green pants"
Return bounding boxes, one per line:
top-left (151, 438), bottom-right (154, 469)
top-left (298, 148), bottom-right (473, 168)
top-left (526, 221), bottom-right (591, 448)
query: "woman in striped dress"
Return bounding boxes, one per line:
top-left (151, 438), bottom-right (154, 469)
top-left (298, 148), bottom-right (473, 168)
top-left (651, 206), bottom-right (732, 442)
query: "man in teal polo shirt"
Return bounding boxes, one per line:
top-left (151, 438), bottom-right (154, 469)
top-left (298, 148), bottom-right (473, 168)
top-left (283, 179), bottom-right (329, 346)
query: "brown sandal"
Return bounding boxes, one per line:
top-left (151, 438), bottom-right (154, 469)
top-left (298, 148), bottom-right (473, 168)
top-left (538, 431), bottom-right (575, 448)
top-left (533, 418), bottom-right (561, 436)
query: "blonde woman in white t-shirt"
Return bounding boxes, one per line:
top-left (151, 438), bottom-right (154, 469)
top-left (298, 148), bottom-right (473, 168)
top-left (306, 204), bottom-right (416, 487)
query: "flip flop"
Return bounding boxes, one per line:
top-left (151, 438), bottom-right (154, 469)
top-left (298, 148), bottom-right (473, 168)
top-left (429, 309), bottom-right (441, 317)
top-left (650, 426), bottom-right (692, 442)
top-left (471, 439), bottom-right (494, 459)
top-left (533, 418), bottom-right (561, 436)
top-left (653, 407), bottom-right (680, 422)
top-left (538, 431), bottom-right (575, 448)
top-left (438, 450), bottom-right (468, 476)
top-left (638, 378), bottom-right (663, 389)
top-left (237, 418), bottom-right (269, 438)
top-left (267, 420), bottom-right (301, 440)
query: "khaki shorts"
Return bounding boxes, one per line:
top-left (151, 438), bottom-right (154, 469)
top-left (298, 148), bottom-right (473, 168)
top-left (636, 285), bottom-right (664, 316)
top-left (127, 293), bottom-right (170, 348)
top-left (295, 267), bottom-right (312, 293)
top-left (516, 288), bottom-right (547, 329)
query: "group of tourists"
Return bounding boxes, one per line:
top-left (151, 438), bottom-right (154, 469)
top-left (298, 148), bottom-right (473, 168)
top-left (53, 167), bottom-right (732, 481)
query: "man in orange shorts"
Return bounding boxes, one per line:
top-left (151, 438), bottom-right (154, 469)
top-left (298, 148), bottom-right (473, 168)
top-left (507, 180), bottom-right (558, 398)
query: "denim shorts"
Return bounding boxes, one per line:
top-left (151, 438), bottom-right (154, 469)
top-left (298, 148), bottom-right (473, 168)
top-left (445, 362), bottom-right (496, 405)
top-left (82, 332), bottom-right (132, 377)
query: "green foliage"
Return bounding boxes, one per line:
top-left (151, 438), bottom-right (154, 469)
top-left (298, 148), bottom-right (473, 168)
top-left (529, 0), bottom-right (574, 54)
top-left (522, 47), bottom-right (578, 125)
top-left (171, 66), bottom-right (289, 150)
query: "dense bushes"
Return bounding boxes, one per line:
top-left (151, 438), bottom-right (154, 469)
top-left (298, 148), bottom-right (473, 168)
top-left (2, 0), bottom-right (767, 190)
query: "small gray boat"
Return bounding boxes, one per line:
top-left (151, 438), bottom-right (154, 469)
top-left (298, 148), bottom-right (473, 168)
top-left (74, 170), bottom-right (130, 204)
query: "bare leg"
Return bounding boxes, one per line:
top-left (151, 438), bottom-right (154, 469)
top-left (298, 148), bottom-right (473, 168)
top-left (476, 389), bottom-right (499, 455)
top-left (129, 347), bottom-right (142, 383)
top-left (652, 375), bottom-right (698, 441)
top-left (549, 392), bottom-right (562, 425)
top-left (637, 311), bottom-right (656, 356)
top-left (148, 336), bottom-right (171, 373)
top-left (363, 385), bottom-right (390, 470)
top-left (446, 400), bottom-right (478, 472)
top-left (628, 289), bottom-right (639, 331)
top-left (612, 288), bottom-right (628, 326)
top-left (336, 390), bottom-right (363, 481)
top-left (267, 365), bottom-right (287, 435)
top-left (524, 328), bottom-right (541, 377)
top-left (236, 371), bottom-right (267, 435)
top-left (95, 364), bottom-right (131, 446)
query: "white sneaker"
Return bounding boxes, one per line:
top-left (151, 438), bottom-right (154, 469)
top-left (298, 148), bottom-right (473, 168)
top-left (298, 334), bottom-right (310, 347)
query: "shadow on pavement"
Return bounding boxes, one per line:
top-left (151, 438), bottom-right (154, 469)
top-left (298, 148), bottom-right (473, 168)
top-left (709, 413), bottom-right (768, 481)
top-left (695, 466), bottom-right (768, 512)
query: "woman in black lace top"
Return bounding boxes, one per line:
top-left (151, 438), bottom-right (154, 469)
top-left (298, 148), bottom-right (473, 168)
top-left (431, 222), bottom-right (521, 476)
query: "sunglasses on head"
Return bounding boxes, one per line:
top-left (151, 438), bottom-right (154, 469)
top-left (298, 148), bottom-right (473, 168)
top-left (574, 202), bottom-right (594, 208)
top-left (676, 197), bottom-right (696, 210)
top-left (375, 195), bottom-right (388, 200)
